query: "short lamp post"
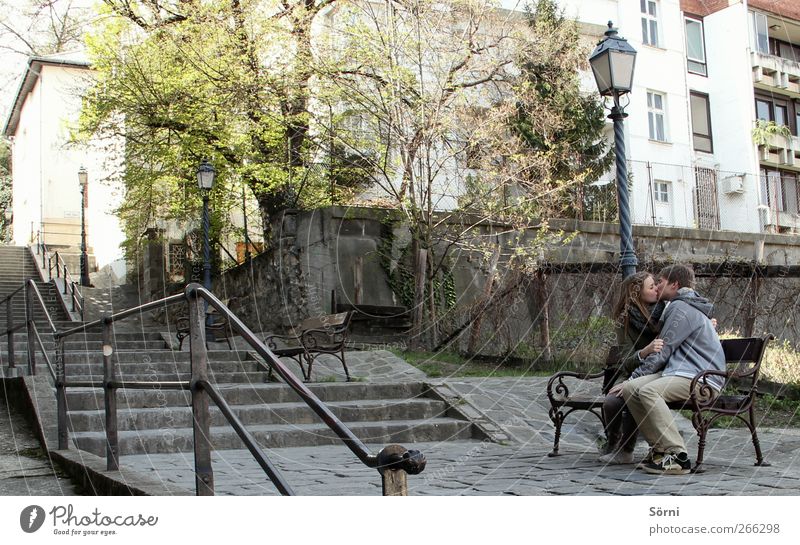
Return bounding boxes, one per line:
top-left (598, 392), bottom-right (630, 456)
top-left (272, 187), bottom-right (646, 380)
top-left (78, 166), bottom-right (91, 286)
top-left (197, 160), bottom-right (216, 332)
top-left (3, 208), bottom-right (11, 243)
top-left (589, 22), bottom-right (638, 279)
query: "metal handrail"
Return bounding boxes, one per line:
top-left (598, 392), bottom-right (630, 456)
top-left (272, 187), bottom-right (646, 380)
top-left (1, 280), bottom-right (58, 375)
top-left (52, 283), bottom-right (425, 495)
top-left (34, 233), bottom-right (84, 319)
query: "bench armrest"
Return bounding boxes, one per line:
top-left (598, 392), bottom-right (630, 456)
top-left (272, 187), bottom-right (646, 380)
top-left (688, 369), bottom-right (730, 410)
top-left (546, 369), bottom-right (606, 403)
top-left (300, 327), bottom-right (347, 349)
top-left (264, 333), bottom-right (302, 350)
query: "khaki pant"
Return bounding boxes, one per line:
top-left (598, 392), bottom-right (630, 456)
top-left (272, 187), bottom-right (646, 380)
top-left (621, 374), bottom-right (695, 455)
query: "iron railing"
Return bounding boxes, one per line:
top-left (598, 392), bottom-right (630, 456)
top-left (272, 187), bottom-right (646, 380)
top-left (1, 280), bottom-right (58, 379)
top-left (34, 232), bottom-right (84, 320)
top-left (45, 283), bottom-right (425, 496)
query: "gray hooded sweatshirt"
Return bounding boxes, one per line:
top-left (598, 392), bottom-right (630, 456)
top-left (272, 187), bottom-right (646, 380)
top-left (629, 287), bottom-right (725, 390)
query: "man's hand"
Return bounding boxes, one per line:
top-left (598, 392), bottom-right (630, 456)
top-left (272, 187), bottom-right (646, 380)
top-left (608, 382), bottom-right (626, 397)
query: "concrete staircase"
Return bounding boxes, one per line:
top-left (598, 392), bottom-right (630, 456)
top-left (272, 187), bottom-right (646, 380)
top-left (1, 245), bottom-right (479, 480)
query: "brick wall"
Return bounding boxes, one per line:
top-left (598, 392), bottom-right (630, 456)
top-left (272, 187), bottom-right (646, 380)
top-left (749, 0), bottom-right (800, 21)
top-left (680, 0), bottom-right (738, 17)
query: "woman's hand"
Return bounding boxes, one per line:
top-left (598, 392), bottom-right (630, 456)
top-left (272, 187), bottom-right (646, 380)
top-left (640, 338), bottom-right (664, 358)
top-left (608, 382), bottom-right (626, 397)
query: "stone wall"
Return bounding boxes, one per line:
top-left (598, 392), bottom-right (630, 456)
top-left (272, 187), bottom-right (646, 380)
top-left (214, 206), bottom-right (800, 352)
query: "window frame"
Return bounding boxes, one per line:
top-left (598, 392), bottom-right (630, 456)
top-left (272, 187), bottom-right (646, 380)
top-left (690, 91), bottom-right (714, 154)
top-left (654, 180), bottom-right (671, 204)
top-left (749, 10), bottom-right (769, 55)
top-left (647, 90), bottom-right (668, 143)
top-left (641, 0), bottom-right (660, 47)
top-left (685, 16), bottom-right (707, 76)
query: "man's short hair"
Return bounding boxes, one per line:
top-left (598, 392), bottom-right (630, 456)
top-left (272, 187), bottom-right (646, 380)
top-left (658, 264), bottom-right (695, 288)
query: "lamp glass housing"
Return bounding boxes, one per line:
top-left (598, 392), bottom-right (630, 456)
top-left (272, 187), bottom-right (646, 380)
top-left (589, 23), bottom-right (637, 97)
top-left (197, 161), bottom-right (215, 190)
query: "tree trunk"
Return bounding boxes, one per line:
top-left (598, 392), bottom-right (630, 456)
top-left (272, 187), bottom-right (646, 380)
top-left (467, 242), bottom-right (500, 356)
top-left (410, 243), bottom-right (427, 350)
top-left (535, 269), bottom-right (553, 364)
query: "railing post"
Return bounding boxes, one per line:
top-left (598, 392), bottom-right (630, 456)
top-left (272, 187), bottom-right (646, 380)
top-left (56, 337), bottom-right (69, 450)
top-left (71, 284), bottom-right (77, 312)
top-left (188, 288), bottom-right (214, 496)
top-left (63, 267), bottom-right (68, 293)
top-left (25, 284), bottom-right (36, 376)
top-left (6, 298), bottom-right (16, 373)
top-left (102, 318), bottom-right (119, 471)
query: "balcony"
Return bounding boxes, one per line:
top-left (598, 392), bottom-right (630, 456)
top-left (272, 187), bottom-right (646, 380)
top-left (758, 132), bottom-right (800, 172)
top-left (752, 51), bottom-right (800, 98)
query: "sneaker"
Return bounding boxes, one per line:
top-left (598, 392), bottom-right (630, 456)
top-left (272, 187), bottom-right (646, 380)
top-left (599, 451), bottom-right (635, 464)
top-left (635, 449), bottom-right (661, 470)
top-left (642, 452), bottom-right (692, 475)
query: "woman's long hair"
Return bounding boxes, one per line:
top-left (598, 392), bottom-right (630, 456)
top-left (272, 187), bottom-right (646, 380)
top-left (612, 272), bottom-right (654, 334)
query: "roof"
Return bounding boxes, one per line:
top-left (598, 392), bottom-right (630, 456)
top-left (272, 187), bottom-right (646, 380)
top-left (3, 54), bottom-right (91, 137)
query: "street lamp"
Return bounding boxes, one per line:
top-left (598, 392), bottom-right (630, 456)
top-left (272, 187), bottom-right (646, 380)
top-left (197, 160), bottom-right (215, 332)
top-left (589, 21), bottom-right (638, 278)
top-left (3, 208), bottom-right (11, 243)
top-left (78, 166), bottom-right (91, 286)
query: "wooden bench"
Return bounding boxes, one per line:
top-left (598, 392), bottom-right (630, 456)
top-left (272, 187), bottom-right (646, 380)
top-left (546, 335), bottom-right (774, 470)
top-left (265, 312), bottom-right (353, 382)
top-left (175, 299), bottom-right (234, 350)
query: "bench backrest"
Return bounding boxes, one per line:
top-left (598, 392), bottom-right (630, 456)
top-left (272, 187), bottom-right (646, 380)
top-left (720, 335), bottom-right (773, 386)
top-left (601, 335), bottom-right (773, 394)
top-left (299, 312), bottom-right (351, 332)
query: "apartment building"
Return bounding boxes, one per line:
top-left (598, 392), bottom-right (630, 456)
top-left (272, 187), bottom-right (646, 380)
top-left (556, 0), bottom-right (800, 234)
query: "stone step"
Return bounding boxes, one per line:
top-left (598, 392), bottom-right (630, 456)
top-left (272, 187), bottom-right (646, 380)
top-left (53, 350), bottom-right (252, 364)
top-left (67, 398), bottom-right (450, 432)
top-left (61, 359), bottom-right (266, 376)
top-left (66, 382), bottom-right (429, 410)
top-left (0, 340), bottom-right (167, 351)
top-left (71, 418), bottom-right (474, 455)
top-left (63, 372), bottom-right (270, 384)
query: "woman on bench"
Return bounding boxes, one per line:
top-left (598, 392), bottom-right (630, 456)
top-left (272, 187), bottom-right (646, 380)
top-left (599, 272), bottom-right (665, 464)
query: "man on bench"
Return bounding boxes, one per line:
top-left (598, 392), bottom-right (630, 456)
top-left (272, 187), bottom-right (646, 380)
top-left (609, 264), bottom-right (724, 475)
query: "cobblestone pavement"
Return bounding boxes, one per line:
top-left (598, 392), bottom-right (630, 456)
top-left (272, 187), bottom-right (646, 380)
top-left (119, 375), bottom-right (800, 496)
top-left (121, 434), bottom-right (800, 496)
top-left (0, 397), bottom-right (79, 496)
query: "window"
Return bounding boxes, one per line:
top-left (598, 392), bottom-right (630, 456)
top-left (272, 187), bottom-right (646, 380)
top-left (756, 99), bottom-right (772, 122)
top-left (641, 0), bottom-right (659, 47)
top-left (690, 92), bottom-right (713, 153)
top-left (749, 11), bottom-right (769, 54)
top-left (654, 181), bottom-right (670, 203)
top-left (775, 104), bottom-right (788, 127)
top-left (647, 91), bottom-right (667, 142)
top-left (685, 18), bottom-right (707, 76)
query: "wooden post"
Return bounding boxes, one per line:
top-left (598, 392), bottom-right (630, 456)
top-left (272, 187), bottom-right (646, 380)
top-left (25, 285), bottom-right (36, 376)
top-left (381, 469), bottom-right (408, 496)
top-left (102, 319), bottom-right (119, 471)
top-left (536, 269), bottom-right (553, 364)
top-left (353, 257), bottom-right (363, 306)
top-left (188, 288), bottom-right (214, 496)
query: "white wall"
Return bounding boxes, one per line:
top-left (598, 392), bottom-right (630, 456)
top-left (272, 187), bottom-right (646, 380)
top-left (11, 63), bottom-right (126, 273)
top-left (700, 3), bottom-right (761, 233)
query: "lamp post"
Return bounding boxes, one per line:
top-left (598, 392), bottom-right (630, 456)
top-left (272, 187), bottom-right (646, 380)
top-left (589, 22), bottom-right (638, 278)
top-left (197, 160), bottom-right (215, 331)
top-left (3, 208), bottom-right (11, 243)
top-left (78, 166), bottom-right (91, 286)
top-left (242, 182), bottom-right (251, 261)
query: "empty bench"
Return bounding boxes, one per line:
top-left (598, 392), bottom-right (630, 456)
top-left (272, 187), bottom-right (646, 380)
top-left (265, 312), bottom-right (353, 381)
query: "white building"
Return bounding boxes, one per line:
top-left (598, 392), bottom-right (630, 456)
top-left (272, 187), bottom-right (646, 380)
top-left (555, 0), bottom-right (800, 234)
top-left (3, 53), bottom-right (127, 282)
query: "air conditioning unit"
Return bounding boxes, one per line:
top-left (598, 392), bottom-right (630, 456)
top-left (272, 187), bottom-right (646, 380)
top-left (758, 205), bottom-right (772, 232)
top-left (721, 175), bottom-right (745, 194)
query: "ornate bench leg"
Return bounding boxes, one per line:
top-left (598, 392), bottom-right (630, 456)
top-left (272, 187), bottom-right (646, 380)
top-left (548, 407), bottom-right (564, 457)
top-left (748, 405), bottom-right (770, 467)
top-left (340, 348), bottom-right (351, 382)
